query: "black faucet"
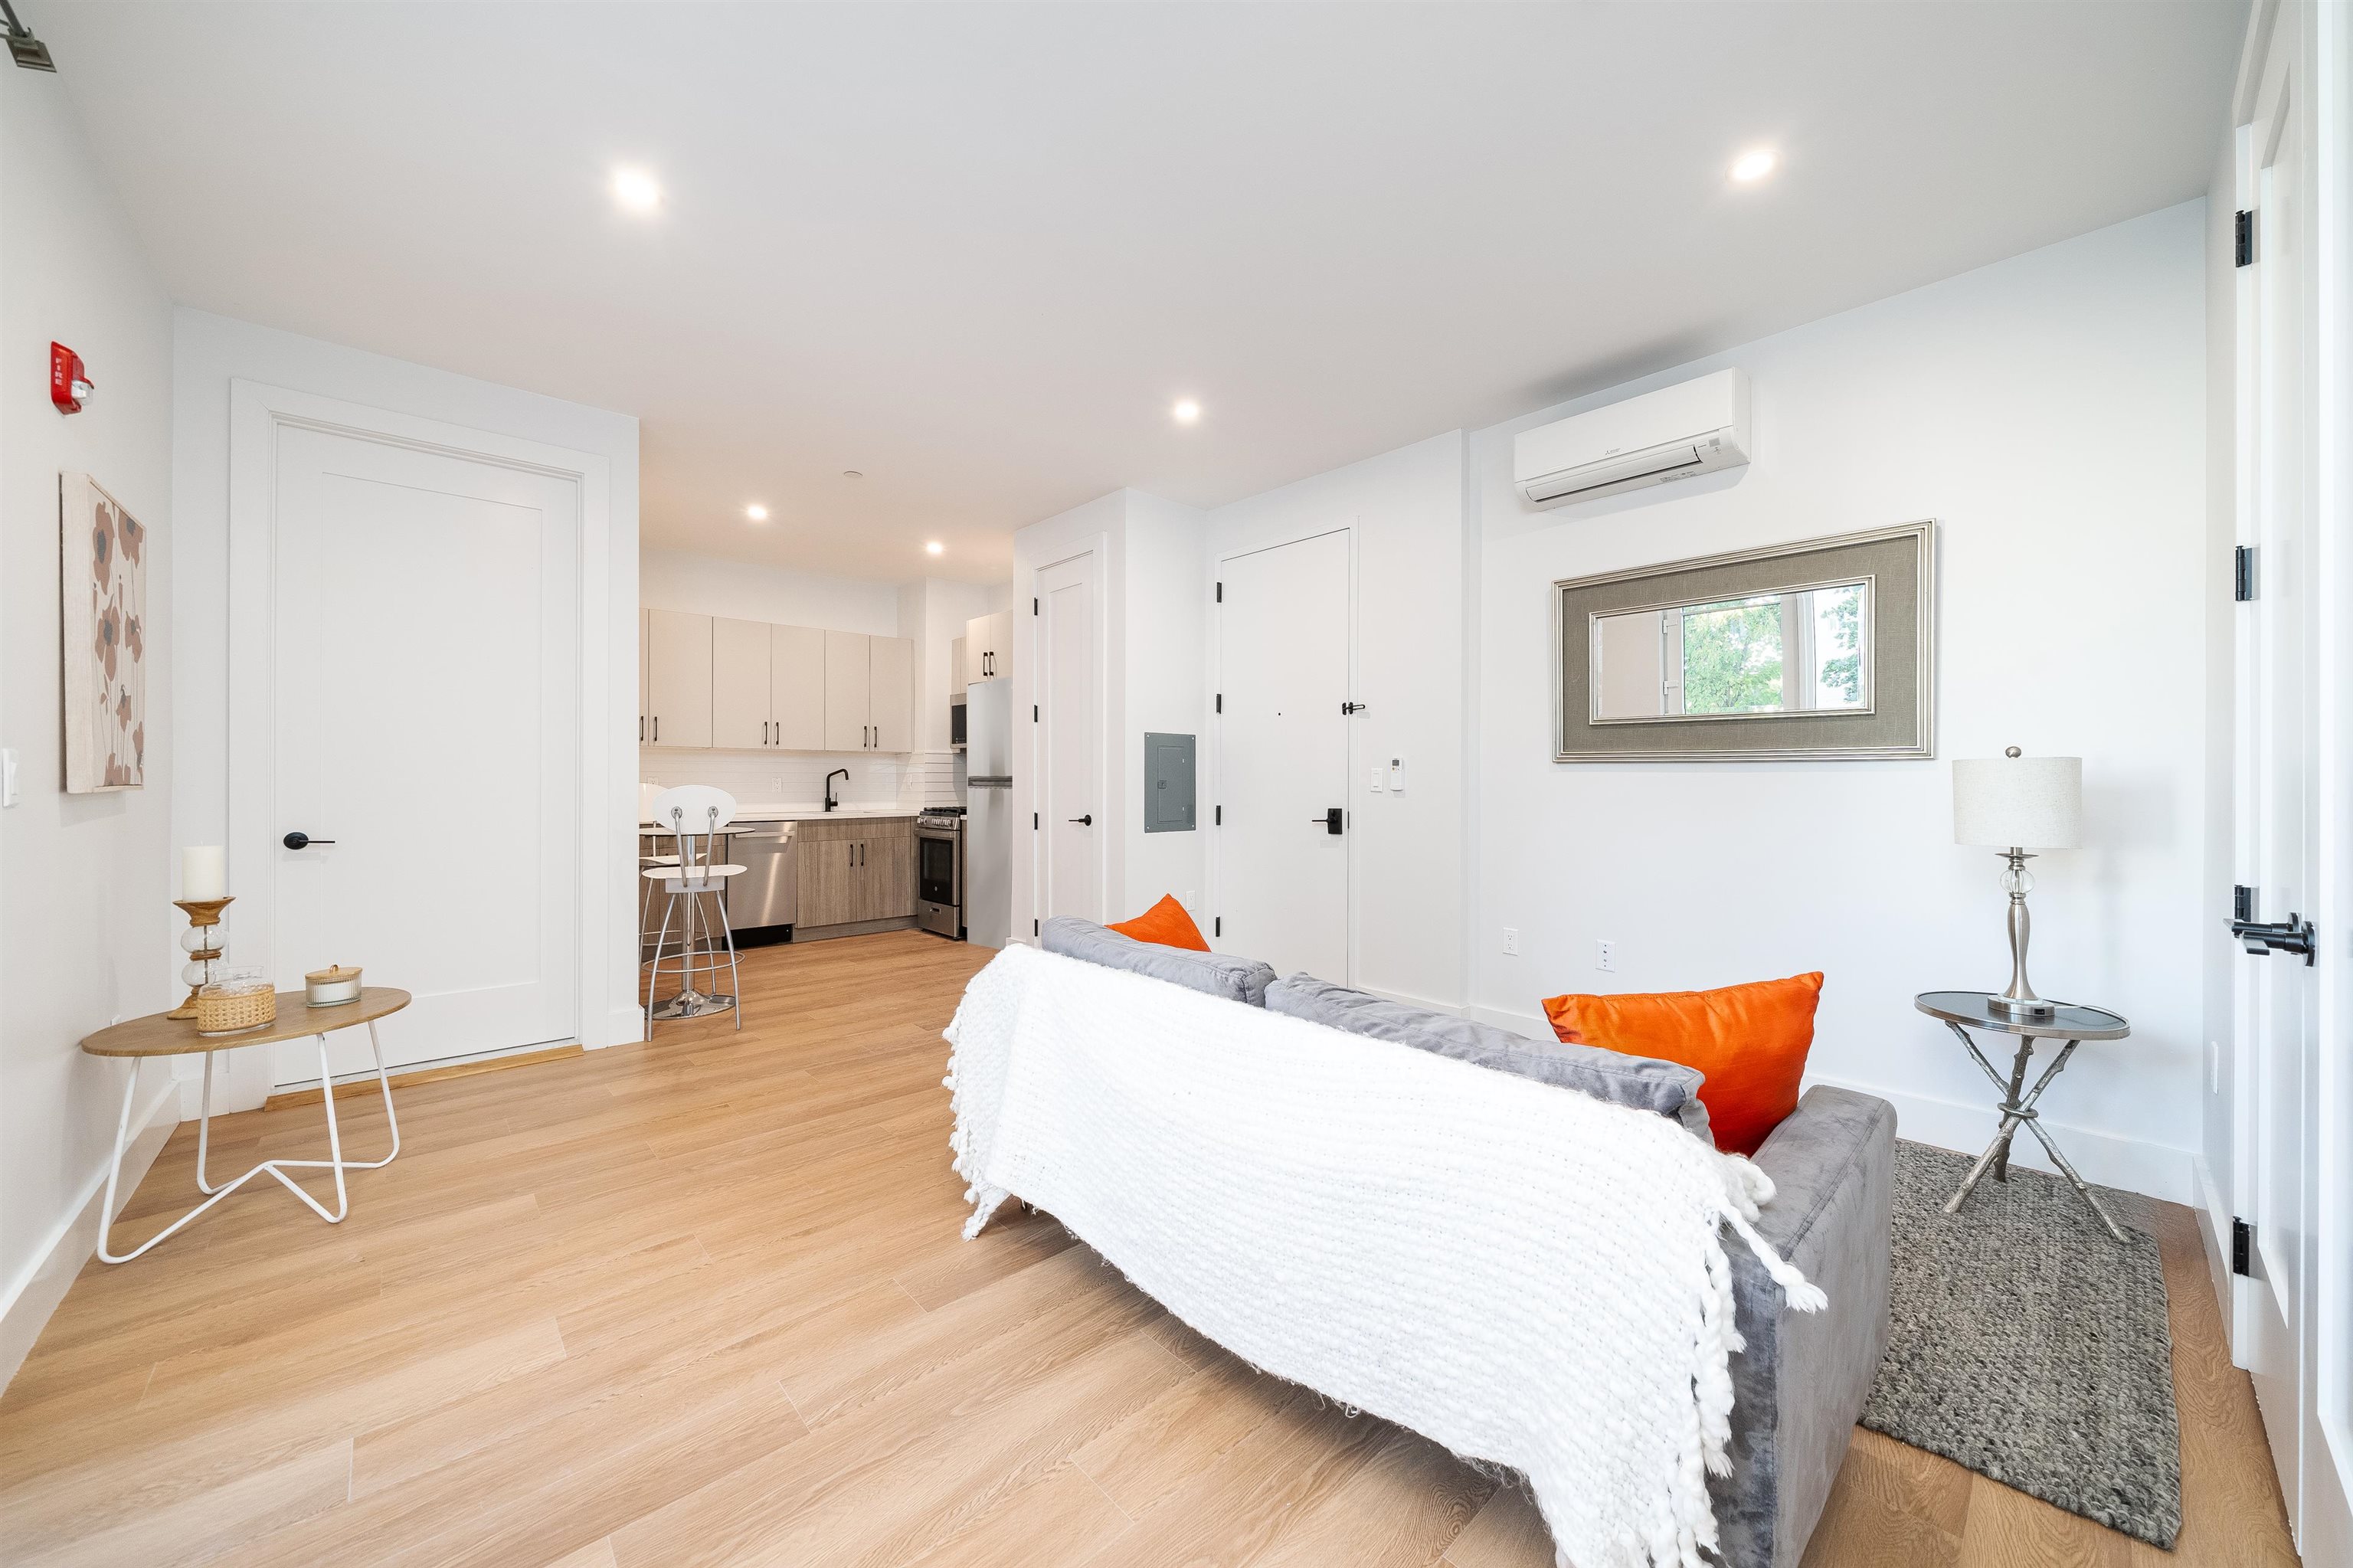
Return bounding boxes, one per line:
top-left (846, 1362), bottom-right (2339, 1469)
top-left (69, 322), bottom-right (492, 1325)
top-left (824, 768), bottom-right (849, 812)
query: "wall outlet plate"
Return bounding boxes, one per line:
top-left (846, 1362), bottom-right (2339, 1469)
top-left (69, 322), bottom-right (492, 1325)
top-left (1501, 927), bottom-right (1519, 956)
top-left (1595, 938), bottom-right (1617, 973)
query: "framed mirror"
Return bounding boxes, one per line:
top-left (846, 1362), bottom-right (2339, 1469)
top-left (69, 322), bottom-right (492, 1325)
top-left (1555, 522), bottom-right (1934, 761)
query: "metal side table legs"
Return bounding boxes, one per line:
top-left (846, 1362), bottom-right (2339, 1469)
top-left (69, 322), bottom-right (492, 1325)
top-left (1939, 1020), bottom-right (2127, 1244)
top-left (97, 1020), bottom-right (403, 1264)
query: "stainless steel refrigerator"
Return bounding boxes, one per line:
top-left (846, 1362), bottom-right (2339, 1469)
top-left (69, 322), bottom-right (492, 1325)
top-left (964, 676), bottom-right (1013, 948)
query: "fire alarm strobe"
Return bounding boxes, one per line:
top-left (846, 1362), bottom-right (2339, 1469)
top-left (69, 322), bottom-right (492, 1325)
top-left (51, 342), bottom-right (92, 413)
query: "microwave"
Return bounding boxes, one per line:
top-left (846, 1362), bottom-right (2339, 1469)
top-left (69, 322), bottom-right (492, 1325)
top-left (950, 695), bottom-right (967, 749)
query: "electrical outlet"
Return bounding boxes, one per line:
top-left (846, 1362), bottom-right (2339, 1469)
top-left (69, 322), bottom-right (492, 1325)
top-left (1595, 938), bottom-right (1617, 973)
top-left (1500, 927), bottom-right (1519, 957)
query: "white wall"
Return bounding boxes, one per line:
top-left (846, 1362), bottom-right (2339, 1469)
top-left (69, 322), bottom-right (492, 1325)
top-left (1124, 493), bottom-right (1209, 921)
top-left (640, 547), bottom-right (900, 637)
top-left (1471, 201), bottom-right (2211, 1200)
top-left (1203, 433), bottom-right (1469, 1010)
top-left (172, 307), bottom-right (642, 1069)
top-left (0, 67), bottom-right (178, 1386)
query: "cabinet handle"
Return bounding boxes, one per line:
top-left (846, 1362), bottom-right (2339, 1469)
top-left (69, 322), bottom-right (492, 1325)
top-left (653, 715), bottom-right (659, 743)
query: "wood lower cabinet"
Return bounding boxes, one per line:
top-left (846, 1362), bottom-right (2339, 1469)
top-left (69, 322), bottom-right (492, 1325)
top-left (795, 818), bottom-right (916, 931)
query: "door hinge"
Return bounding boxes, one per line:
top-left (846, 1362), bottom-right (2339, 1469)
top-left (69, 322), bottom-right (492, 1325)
top-left (1214, 804), bottom-right (1222, 826)
top-left (2235, 545), bottom-right (2256, 602)
top-left (1215, 581), bottom-right (1222, 603)
top-left (1033, 704), bottom-right (1039, 722)
top-left (1034, 918), bottom-right (1040, 937)
top-left (1215, 693), bottom-right (1222, 713)
top-left (1033, 812), bottom-right (1039, 830)
top-left (1340, 701), bottom-right (1365, 715)
top-left (2235, 208), bottom-right (2254, 267)
top-left (1033, 597), bottom-right (1039, 615)
top-left (1214, 916), bottom-right (1222, 938)
top-left (2234, 885), bottom-right (2256, 921)
top-left (2233, 1217), bottom-right (2253, 1275)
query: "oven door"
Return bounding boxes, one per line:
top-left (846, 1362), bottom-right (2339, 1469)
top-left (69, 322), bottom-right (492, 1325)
top-left (915, 827), bottom-right (961, 935)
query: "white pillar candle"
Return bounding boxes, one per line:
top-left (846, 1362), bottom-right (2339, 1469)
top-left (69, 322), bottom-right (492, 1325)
top-left (182, 845), bottom-right (227, 901)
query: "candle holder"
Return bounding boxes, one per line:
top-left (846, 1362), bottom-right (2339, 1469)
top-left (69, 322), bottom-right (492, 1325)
top-left (166, 897), bottom-right (234, 1020)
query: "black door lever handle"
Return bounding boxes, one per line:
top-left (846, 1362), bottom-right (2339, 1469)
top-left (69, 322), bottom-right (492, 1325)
top-left (1311, 808), bottom-right (1343, 834)
top-left (1068, 814), bottom-right (1093, 826)
top-left (283, 832), bottom-right (337, 849)
top-left (2231, 914), bottom-right (2316, 964)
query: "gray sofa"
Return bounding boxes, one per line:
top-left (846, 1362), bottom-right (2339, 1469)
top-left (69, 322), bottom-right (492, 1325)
top-left (1039, 915), bottom-right (1894, 1568)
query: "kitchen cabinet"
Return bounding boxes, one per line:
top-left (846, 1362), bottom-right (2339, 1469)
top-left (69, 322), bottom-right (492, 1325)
top-left (823, 631), bottom-right (869, 751)
top-left (644, 608), bottom-right (713, 748)
top-left (868, 634), bottom-right (913, 752)
top-left (821, 630), bottom-right (914, 751)
top-left (711, 617), bottom-right (772, 750)
top-left (964, 611), bottom-right (1013, 683)
top-left (795, 817), bottom-right (915, 928)
top-left (771, 624), bottom-right (826, 750)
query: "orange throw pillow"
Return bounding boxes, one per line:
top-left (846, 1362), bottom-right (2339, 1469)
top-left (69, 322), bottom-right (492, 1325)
top-left (1108, 895), bottom-right (1210, 952)
top-left (1540, 973), bottom-right (1823, 1156)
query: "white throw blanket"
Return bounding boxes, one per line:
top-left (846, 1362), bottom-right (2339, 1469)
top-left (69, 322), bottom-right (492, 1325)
top-left (944, 944), bottom-right (1823, 1568)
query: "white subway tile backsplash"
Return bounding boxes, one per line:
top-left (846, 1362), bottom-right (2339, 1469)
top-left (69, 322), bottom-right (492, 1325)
top-left (640, 748), bottom-right (966, 810)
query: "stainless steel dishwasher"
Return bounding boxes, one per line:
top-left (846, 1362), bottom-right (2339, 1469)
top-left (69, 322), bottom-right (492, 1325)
top-left (725, 821), bottom-right (797, 943)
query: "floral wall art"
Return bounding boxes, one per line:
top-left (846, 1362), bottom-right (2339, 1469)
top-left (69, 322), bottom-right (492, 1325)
top-left (61, 472), bottom-right (148, 792)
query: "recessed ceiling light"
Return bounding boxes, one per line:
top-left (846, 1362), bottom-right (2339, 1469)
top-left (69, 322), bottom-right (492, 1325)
top-left (610, 166), bottom-right (662, 214)
top-left (1730, 149), bottom-right (1778, 184)
top-left (842, 470), bottom-right (864, 480)
top-left (1172, 398), bottom-right (1202, 425)
top-left (925, 541), bottom-right (944, 555)
top-left (745, 502), bottom-right (769, 522)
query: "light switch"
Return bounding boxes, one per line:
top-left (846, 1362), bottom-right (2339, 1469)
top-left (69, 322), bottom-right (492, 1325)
top-left (1367, 767), bottom-right (1383, 794)
top-left (1, 748), bottom-right (17, 807)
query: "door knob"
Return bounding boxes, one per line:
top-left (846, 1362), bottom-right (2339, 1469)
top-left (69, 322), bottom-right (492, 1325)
top-left (1309, 808), bottom-right (1343, 835)
top-left (1068, 814), bottom-right (1093, 827)
top-left (283, 831), bottom-right (337, 849)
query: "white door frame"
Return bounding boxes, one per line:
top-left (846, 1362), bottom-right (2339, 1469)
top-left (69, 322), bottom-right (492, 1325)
top-left (1027, 546), bottom-right (1110, 932)
top-left (1206, 523), bottom-right (1358, 980)
top-left (219, 379), bottom-right (617, 1110)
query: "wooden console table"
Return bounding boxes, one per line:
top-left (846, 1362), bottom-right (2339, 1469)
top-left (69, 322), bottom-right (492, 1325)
top-left (80, 987), bottom-right (410, 1262)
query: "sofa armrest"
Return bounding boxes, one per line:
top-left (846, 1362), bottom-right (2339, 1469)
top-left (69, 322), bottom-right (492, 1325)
top-left (1707, 1085), bottom-right (1896, 1568)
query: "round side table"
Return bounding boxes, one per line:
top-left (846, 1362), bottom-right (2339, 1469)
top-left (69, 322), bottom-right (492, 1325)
top-left (1914, 990), bottom-right (2132, 1243)
top-left (80, 987), bottom-right (411, 1262)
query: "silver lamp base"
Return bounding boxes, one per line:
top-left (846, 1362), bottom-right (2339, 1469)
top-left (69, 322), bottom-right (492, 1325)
top-left (1986, 993), bottom-right (2059, 1020)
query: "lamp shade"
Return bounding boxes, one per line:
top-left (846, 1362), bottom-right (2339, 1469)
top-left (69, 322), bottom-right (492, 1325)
top-left (1953, 752), bottom-right (2081, 849)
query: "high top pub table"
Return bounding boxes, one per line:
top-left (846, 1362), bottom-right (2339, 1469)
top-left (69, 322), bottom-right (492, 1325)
top-left (79, 988), bottom-right (410, 1262)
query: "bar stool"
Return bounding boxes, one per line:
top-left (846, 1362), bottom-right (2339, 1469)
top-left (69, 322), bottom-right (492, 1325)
top-left (643, 785), bottom-right (745, 1030)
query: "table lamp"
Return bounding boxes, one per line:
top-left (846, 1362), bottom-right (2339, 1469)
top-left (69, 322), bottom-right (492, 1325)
top-left (1952, 747), bottom-right (2082, 1019)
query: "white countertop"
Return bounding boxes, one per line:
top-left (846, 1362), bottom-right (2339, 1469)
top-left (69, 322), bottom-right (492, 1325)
top-left (637, 803), bottom-right (924, 828)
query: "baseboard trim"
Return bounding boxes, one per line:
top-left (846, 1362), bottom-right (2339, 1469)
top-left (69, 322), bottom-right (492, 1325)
top-left (2191, 1150), bottom-right (2237, 1354)
top-left (261, 1043), bottom-right (584, 1111)
top-left (1360, 986), bottom-right (1468, 1016)
top-left (0, 1079), bottom-right (178, 1393)
top-left (1466, 1004), bottom-right (2195, 1204)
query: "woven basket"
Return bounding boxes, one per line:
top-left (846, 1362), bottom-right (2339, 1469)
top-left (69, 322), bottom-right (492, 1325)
top-left (196, 985), bottom-right (277, 1035)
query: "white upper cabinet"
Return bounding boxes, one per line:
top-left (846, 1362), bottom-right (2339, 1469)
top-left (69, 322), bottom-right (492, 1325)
top-left (868, 634), bottom-right (913, 752)
top-left (771, 624), bottom-right (826, 750)
top-left (965, 610), bottom-right (1013, 683)
top-left (644, 608), bottom-right (713, 748)
top-left (950, 636), bottom-right (967, 702)
top-left (823, 630), bottom-right (870, 751)
top-left (711, 617), bottom-right (772, 749)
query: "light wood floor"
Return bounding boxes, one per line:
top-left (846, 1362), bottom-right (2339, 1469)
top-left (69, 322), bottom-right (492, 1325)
top-left (1, 932), bottom-right (2297, 1567)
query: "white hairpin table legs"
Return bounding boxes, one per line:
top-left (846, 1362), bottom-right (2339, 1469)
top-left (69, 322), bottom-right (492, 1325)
top-left (97, 1021), bottom-right (402, 1264)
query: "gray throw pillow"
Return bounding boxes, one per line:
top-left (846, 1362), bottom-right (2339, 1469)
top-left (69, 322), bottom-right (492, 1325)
top-left (1040, 916), bottom-right (1278, 1007)
top-left (1265, 973), bottom-right (1712, 1141)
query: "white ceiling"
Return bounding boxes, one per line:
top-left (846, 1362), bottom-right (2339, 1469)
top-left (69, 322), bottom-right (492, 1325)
top-left (44, 2), bottom-right (2242, 584)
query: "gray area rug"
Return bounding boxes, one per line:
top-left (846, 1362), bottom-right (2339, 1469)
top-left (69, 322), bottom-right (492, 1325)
top-left (1860, 1139), bottom-right (2182, 1548)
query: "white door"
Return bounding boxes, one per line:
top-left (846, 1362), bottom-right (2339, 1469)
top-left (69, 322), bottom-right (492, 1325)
top-left (1216, 530), bottom-right (1351, 979)
top-left (869, 635), bottom-right (914, 752)
top-left (824, 630), bottom-right (869, 751)
top-left (268, 425), bottom-right (580, 1082)
top-left (711, 617), bottom-right (771, 750)
top-left (1037, 554), bottom-right (1101, 925)
top-left (771, 624), bottom-right (826, 750)
top-left (644, 609), bottom-right (712, 748)
top-left (2231, 9), bottom-right (2348, 1546)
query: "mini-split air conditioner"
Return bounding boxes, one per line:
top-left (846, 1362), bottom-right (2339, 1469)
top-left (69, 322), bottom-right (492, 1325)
top-left (1513, 368), bottom-right (1750, 509)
